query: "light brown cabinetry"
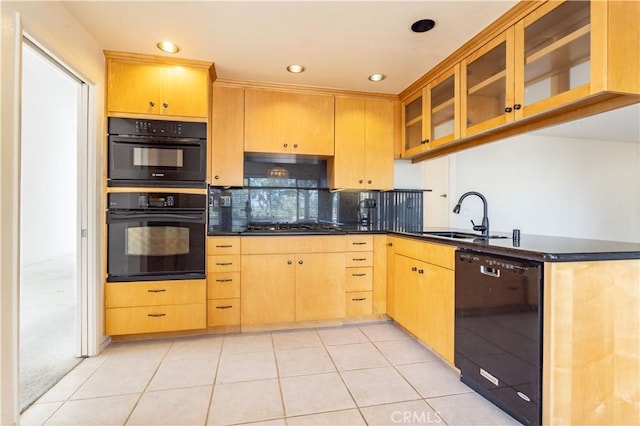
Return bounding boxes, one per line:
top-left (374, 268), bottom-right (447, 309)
top-left (402, 66), bottom-right (461, 158)
top-left (392, 237), bottom-right (455, 364)
top-left (344, 235), bottom-right (373, 317)
top-left (244, 89), bottom-right (335, 156)
top-left (330, 97), bottom-right (394, 190)
top-left (210, 84), bottom-right (244, 186)
top-left (207, 237), bottom-right (241, 327)
top-left (543, 259), bottom-right (640, 426)
top-left (241, 236), bottom-right (346, 326)
top-left (105, 51), bottom-right (213, 120)
top-left (401, 0), bottom-right (640, 161)
top-left (105, 279), bottom-right (206, 335)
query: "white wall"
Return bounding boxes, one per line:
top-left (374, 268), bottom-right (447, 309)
top-left (20, 45), bottom-right (78, 266)
top-left (393, 159), bottom-right (424, 189)
top-left (449, 133), bottom-right (640, 242)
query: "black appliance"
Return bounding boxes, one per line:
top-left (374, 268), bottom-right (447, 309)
top-left (107, 192), bottom-right (206, 282)
top-left (108, 117), bottom-right (207, 188)
top-left (455, 250), bottom-right (543, 425)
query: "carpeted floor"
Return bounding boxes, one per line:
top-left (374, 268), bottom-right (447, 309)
top-left (20, 255), bottom-right (82, 411)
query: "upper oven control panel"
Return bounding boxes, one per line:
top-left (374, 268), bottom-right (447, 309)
top-left (108, 117), bottom-right (207, 139)
top-left (108, 192), bottom-right (206, 210)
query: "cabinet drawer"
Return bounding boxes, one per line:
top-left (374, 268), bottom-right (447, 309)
top-left (207, 255), bottom-right (241, 273)
top-left (207, 272), bottom-right (241, 299)
top-left (346, 235), bottom-right (373, 251)
top-left (345, 267), bottom-right (373, 292)
top-left (105, 303), bottom-right (206, 335)
top-left (207, 236), bottom-right (241, 255)
top-left (345, 291), bottom-right (373, 317)
top-left (207, 298), bottom-right (240, 326)
top-left (105, 280), bottom-right (205, 308)
top-left (241, 235), bottom-right (346, 254)
top-left (345, 251), bottom-right (373, 267)
top-left (393, 237), bottom-right (455, 269)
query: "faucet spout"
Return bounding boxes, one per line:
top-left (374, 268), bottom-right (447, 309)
top-left (453, 191), bottom-right (489, 237)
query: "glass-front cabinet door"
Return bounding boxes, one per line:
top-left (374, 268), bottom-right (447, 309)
top-left (402, 90), bottom-right (427, 157)
top-left (517, 0), bottom-right (591, 118)
top-left (461, 29), bottom-right (514, 138)
top-left (428, 65), bottom-right (459, 148)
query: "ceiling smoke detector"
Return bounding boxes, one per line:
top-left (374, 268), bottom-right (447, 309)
top-left (411, 19), bottom-right (436, 33)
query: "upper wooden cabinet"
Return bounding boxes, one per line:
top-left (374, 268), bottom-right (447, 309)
top-left (330, 97), bottom-right (394, 191)
top-left (210, 84), bottom-right (244, 186)
top-left (105, 51), bottom-right (214, 120)
top-left (401, 0), bottom-right (640, 161)
top-left (402, 66), bottom-right (461, 158)
top-left (244, 89), bottom-right (335, 156)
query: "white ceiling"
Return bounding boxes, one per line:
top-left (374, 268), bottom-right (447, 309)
top-left (61, 0), bottom-right (639, 143)
top-left (61, 0), bottom-right (517, 94)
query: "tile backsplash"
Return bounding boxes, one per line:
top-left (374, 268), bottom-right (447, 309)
top-left (208, 159), bottom-right (424, 233)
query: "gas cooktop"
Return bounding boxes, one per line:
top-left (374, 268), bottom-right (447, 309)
top-left (244, 223), bottom-right (343, 233)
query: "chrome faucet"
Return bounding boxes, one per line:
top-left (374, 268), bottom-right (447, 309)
top-left (453, 191), bottom-right (489, 238)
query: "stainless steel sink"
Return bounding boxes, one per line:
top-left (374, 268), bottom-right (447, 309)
top-left (421, 231), bottom-right (508, 239)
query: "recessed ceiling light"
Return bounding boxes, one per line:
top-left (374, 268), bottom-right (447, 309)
top-left (156, 41), bottom-right (179, 53)
top-left (287, 64), bottom-right (305, 73)
top-left (368, 73), bottom-right (386, 82)
top-left (411, 19), bottom-right (436, 33)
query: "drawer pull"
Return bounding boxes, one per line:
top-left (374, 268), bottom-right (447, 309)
top-left (352, 273), bottom-right (367, 277)
top-left (147, 313), bottom-right (166, 317)
top-left (352, 297), bottom-right (367, 301)
top-left (352, 242), bottom-right (367, 245)
top-left (352, 258), bottom-right (367, 261)
top-left (216, 305), bottom-right (233, 309)
top-left (215, 244), bottom-right (233, 248)
top-left (215, 279), bottom-right (233, 283)
top-left (216, 262), bottom-right (233, 266)
top-left (147, 289), bottom-right (166, 293)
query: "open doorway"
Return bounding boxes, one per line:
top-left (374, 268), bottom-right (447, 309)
top-left (19, 40), bottom-right (88, 411)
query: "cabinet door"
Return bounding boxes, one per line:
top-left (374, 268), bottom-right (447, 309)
top-left (420, 263), bottom-right (455, 364)
top-left (244, 89), bottom-right (334, 155)
top-left (461, 28), bottom-right (515, 137)
top-left (295, 252), bottom-right (345, 321)
top-left (162, 66), bottom-right (209, 118)
top-left (107, 61), bottom-right (164, 115)
top-left (386, 238), bottom-right (396, 318)
top-left (332, 97), bottom-right (367, 188)
top-left (392, 254), bottom-right (418, 333)
top-left (241, 254), bottom-right (295, 325)
top-left (364, 99), bottom-right (394, 190)
top-left (427, 66), bottom-right (460, 148)
top-left (402, 89), bottom-right (428, 157)
top-left (211, 85), bottom-right (244, 186)
top-left (517, 0), bottom-right (592, 118)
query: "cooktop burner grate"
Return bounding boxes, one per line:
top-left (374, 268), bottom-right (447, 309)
top-left (245, 223), bottom-right (342, 232)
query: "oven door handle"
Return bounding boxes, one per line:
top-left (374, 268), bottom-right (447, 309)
top-left (107, 212), bottom-right (205, 223)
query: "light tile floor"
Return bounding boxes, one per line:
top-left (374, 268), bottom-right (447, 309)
top-left (21, 322), bottom-right (522, 425)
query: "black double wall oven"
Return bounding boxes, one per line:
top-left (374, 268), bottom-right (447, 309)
top-left (107, 118), bottom-right (207, 282)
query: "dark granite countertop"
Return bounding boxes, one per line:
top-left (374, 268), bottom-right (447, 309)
top-left (208, 227), bottom-right (640, 262)
top-left (392, 228), bottom-right (640, 262)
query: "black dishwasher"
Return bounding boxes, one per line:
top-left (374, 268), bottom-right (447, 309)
top-left (455, 250), bottom-right (542, 425)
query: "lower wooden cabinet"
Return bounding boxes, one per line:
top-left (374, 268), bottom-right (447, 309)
top-left (392, 238), bottom-right (455, 364)
top-left (105, 279), bottom-right (206, 335)
top-left (207, 298), bottom-right (240, 327)
top-left (345, 291), bottom-right (373, 317)
top-left (241, 236), bottom-right (346, 325)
